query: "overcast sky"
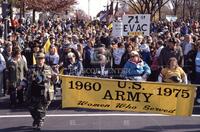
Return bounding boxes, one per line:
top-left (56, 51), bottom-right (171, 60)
top-left (76, 0), bottom-right (109, 17)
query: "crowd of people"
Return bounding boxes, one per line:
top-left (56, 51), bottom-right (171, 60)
top-left (0, 17), bottom-right (200, 108)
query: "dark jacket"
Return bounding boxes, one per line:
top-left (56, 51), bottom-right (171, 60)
top-left (92, 63), bottom-right (112, 78)
top-left (158, 46), bottom-right (184, 68)
top-left (7, 56), bottom-right (28, 88)
top-left (27, 64), bottom-right (55, 101)
top-left (63, 60), bottom-right (83, 76)
top-left (186, 50), bottom-right (197, 83)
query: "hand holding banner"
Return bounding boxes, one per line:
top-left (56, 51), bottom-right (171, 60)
top-left (61, 76), bottom-right (196, 116)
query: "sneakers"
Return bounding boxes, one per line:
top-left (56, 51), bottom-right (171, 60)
top-left (32, 120), bottom-right (44, 131)
top-left (32, 121), bottom-right (37, 129)
top-left (38, 121), bottom-right (44, 128)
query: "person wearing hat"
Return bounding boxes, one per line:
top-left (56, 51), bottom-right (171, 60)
top-left (7, 47), bottom-right (28, 107)
top-left (26, 52), bottom-right (58, 130)
top-left (62, 51), bottom-right (83, 76)
top-left (120, 51), bottom-right (151, 81)
top-left (158, 37), bottom-right (184, 68)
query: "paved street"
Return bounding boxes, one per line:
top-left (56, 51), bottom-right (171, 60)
top-left (0, 95), bottom-right (200, 132)
top-left (1, 0), bottom-right (200, 131)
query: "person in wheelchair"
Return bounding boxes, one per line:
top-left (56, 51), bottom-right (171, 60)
top-left (158, 57), bottom-right (188, 84)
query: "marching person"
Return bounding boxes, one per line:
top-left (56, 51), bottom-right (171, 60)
top-left (120, 51), bottom-right (151, 81)
top-left (186, 41), bottom-right (200, 103)
top-left (45, 44), bottom-right (60, 95)
top-left (93, 54), bottom-right (112, 78)
top-left (158, 37), bottom-right (184, 68)
top-left (158, 57), bottom-right (188, 84)
top-left (62, 52), bottom-right (83, 76)
top-left (26, 52), bottom-right (58, 130)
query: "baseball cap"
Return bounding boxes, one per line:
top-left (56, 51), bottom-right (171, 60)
top-left (36, 52), bottom-right (45, 59)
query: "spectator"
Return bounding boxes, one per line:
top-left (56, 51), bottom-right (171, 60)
top-left (7, 47), bottom-right (28, 108)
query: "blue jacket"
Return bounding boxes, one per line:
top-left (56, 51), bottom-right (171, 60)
top-left (120, 60), bottom-right (151, 79)
top-left (63, 60), bottom-right (83, 76)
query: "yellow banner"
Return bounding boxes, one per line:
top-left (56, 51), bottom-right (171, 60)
top-left (61, 76), bottom-right (196, 116)
top-left (128, 32), bottom-right (143, 36)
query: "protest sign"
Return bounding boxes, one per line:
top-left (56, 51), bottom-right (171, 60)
top-left (122, 14), bottom-right (150, 36)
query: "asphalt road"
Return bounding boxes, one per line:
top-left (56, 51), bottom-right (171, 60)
top-left (0, 95), bottom-right (200, 132)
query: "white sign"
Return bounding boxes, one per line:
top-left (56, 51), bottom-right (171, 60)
top-left (122, 14), bottom-right (151, 36)
top-left (166, 15), bottom-right (177, 22)
top-left (112, 21), bottom-right (123, 37)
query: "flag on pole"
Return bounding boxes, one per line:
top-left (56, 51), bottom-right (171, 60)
top-left (109, 1), bottom-right (114, 15)
top-left (114, 1), bottom-right (119, 17)
top-left (108, 23), bottom-right (113, 29)
top-left (33, 54), bottom-right (36, 65)
top-left (43, 38), bottom-right (51, 54)
top-left (99, 11), bottom-right (108, 22)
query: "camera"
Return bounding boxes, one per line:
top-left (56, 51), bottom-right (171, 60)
top-left (33, 73), bottom-right (44, 84)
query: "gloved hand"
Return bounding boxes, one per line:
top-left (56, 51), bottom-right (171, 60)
top-left (169, 76), bottom-right (182, 83)
top-left (142, 74), bottom-right (148, 80)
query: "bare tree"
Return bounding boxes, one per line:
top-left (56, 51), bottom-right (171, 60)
top-left (122, 0), bottom-right (170, 19)
top-left (23, 0), bottom-right (77, 13)
top-left (14, 0), bottom-right (77, 22)
top-left (186, 0), bottom-right (199, 19)
top-left (170, 0), bottom-right (183, 15)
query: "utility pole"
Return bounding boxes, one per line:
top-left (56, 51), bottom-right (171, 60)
top-left (158, 0), bottom-right (161, 21)
top-left (88, 0), bottom-right (90, 16)
top-left (183, 0), bottom-right (186, 20)
top-left (20, 0), bottom-right (25, 20)
top-left (1, 0), bottom-right (11, 40)
top-left (22, 1), bottom-right (25, 18)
